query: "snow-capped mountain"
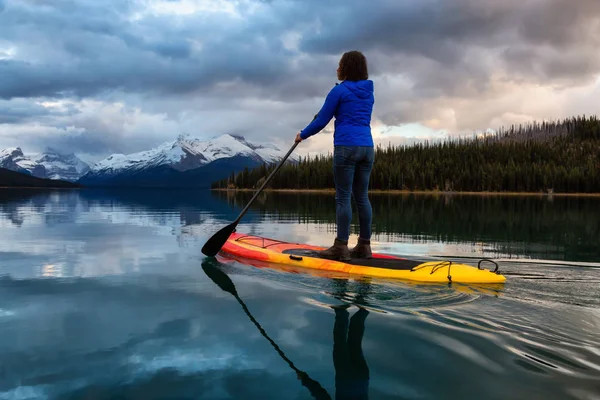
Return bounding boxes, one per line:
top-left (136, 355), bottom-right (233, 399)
top-left (0, 147), bottom-right (46, 178)
top-left (88, 134), bottom-right (289, 176)
top-left (35, 148), bottom-right (90, 181)
top-left (78, 134), bottom-right (295, 188)
top-left (0, 147), bottom-right (90, 182)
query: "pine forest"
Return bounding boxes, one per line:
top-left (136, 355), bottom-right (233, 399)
top-left (211, 115), bottom-right (600, 193)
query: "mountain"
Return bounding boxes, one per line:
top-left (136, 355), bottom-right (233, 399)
top-left (78, 134), bottom-right (296, 188)
top-left (0, 147), bottom-right (90, 182)
top-left (35, 147), bottom-right (90, 181)
top-left (0, 167), bottom-right (81, 188)
top-left (0, 148), bottom-right (46, 178)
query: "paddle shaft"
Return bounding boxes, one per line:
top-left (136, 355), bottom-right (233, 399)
top-left (233, 293), bottom-right (301, 373)
top-left (201, 260), bottom-right (301, 371)
top-left (233, 113), bottom-right (317, 225)
top-left (233, 141), bottom-right (299, 225)
top-left (200, 260), bottom-right (331, 399)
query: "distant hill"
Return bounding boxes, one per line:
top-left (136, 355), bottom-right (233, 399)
top-left (214, 115), bottom-right (600, 193)
top-left (0, 168), bottom-right (81, 188)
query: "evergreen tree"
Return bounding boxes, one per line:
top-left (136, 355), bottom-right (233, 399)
top-left (212, 115), bottom-right (600, 193)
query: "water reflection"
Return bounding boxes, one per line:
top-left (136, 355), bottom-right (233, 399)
top-left (212, 190), bottom-right (600, 262)
top-left (203, 258), bottom-right (377, 400)
top-left (1, 189), bottom-right (599, 264)
top-left (0, 188), bottom-right (599, 399)
top-left (202, 258), bottom-right (331, 399)
top-left (329, 279), bottom-right (371, 400)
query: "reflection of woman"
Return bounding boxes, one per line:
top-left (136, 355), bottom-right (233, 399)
top-left (331, 278), bottom-right (370, 400)
top-left (333, 305), bottom-right (370, 400)
top-left (202, 259), bottom-right (370, 400)
top-left (299, 279), bottom-right (371, 399)
top-left (298, 305), bottom-right (370, 400)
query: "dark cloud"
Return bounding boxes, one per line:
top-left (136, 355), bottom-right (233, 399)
top-left (0, 99), bottom-right (55, 123)
top-left (2, 0), bottom-right (596, 103)
top-left (0, 0), bottom-right (302, 100)
top-left (49, 127), bottom-right (129, 156)
top-left (299, 0), bottom-right (507, 58)
top-left (299, 0), bottom-right (600, 91)
top-left (0, 0), bottom-right (599, 158)
top-left (516, 0), bottom-right (600, 48)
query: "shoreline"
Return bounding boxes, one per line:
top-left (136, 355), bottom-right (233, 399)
top-left (0, 186), bottom-right (81, 190)
top-left (2, 186), bottom-right (597, 197)
top-left (211, 188), bottom-right (600, 197)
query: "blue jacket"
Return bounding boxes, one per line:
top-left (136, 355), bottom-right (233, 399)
top-left (300, 80), bottom-right (374, 146)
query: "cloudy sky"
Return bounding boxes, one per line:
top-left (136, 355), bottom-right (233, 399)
top-left (1, 0), bottom-right (599, 163)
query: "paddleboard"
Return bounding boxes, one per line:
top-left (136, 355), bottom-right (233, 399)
top-left (219, 233), bottom-right (506, 284)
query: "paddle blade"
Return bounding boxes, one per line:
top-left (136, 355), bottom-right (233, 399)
top-left (201, 222), bottom-right (236, 257)
top-left (201, 259), bottom-right (237, 296)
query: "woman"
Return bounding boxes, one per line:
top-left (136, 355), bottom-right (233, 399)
top-left (295, 50), bottom-right (374, 261)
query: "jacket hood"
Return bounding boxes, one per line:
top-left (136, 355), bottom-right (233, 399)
top-left (342, 79), bottom-right (373, 99)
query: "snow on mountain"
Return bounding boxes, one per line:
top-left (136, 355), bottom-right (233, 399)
top-left (88, 133), bottom-right (294, 176)
top-left (90, 141), bottom-right (185, 174)
top-left (0, 147), bottom-right (46, 178)
top-left (1, 133), bottom-right (291, 187)
top-left (0, 147), bottom-right (89, 181)
top-left (35, 148), bottom-right (90, 181)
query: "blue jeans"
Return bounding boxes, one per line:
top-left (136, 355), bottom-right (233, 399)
top-left (333, 145), bottom-right (375, 242)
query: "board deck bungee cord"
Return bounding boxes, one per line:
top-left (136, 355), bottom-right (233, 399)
top-left (219, 233), bottom-right (506, 284)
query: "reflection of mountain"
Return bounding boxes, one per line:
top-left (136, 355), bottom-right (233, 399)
top-left (0, 189), bottom-right (83, 228)
top-left (0, 188), bottom-right (264, 234)
top-left (76, 189), bottom-right (263, 225)
top-left (211, 191), bottom-right (600, 262)
top-left (0, 188), bottom-right (266, 263)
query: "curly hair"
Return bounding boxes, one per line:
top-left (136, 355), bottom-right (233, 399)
top-left (338, 51), bottom-right (369, 81)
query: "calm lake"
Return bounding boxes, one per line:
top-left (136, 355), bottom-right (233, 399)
top-left (0, 188), bottom-right (599, 399)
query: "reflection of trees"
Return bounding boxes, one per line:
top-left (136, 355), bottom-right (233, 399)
top-left (212, 191), bottom-right (600, 262)
top-left (2, 189), bottom-right (596, 262)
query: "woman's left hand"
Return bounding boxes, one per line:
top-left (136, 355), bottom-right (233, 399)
top-left (295, 133), bottom-right (303, 143)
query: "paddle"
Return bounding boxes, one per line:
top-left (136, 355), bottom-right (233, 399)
top-left (201, 259), bottom-right (332, 400)
top-left (201, 140), bottom-right (301, 257)
top-left (202, 113), bottom-right (318, 257)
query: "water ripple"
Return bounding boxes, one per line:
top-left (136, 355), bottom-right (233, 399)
top-left (221, 258), bottom-right (490, 312)
top-left (248, 252), bottom-right (600, 393)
